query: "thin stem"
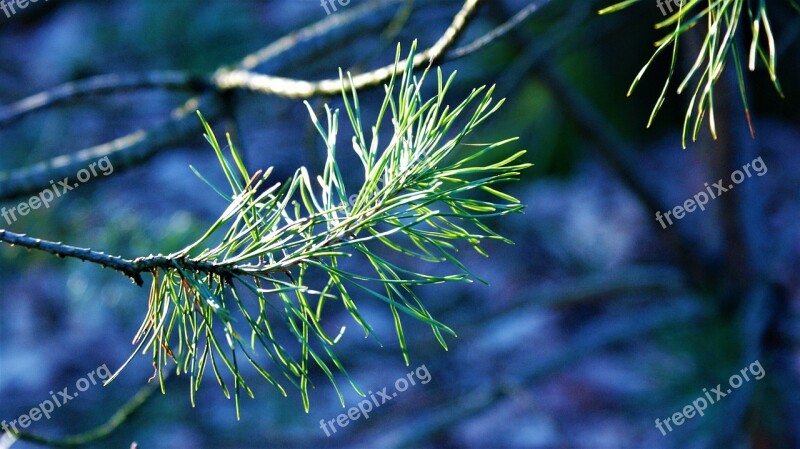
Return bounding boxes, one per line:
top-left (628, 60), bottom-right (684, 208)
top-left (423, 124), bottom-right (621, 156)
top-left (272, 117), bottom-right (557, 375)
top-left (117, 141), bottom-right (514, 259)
top-left (0, 229), bottom-right (274, 286)
top-left (0, 72), bottom-right (210, 128)
top-left (0, 94), bottom-right (224, 202)
top-left (0, 191), bottom-right (401, 286)
top-left (212, 0), bottom-right (483, 97)
top-left (0, 0), bottom-right (478, 125)
top-left (445, 0), bottom-right (550, 60)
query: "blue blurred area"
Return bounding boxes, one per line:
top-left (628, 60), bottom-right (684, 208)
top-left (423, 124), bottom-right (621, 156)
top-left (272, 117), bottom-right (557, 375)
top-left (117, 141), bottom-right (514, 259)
top-left (0, 1), bottom-right (799, 448)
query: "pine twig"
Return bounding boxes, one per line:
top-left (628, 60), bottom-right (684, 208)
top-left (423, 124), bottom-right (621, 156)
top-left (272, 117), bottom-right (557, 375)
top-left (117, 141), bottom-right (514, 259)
top-left (0, 228), bottom-right (271, 287)
top-left (3, 46), bottom-right (530, 416)
top-left (599, 0), bottom-right (786, 147)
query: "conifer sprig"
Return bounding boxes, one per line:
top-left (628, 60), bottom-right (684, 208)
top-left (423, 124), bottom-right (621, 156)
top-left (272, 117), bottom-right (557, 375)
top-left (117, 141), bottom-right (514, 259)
top-left (107, 43), bottom-right (530, 416)
top-left (600, 0), bottom-right (791, 147)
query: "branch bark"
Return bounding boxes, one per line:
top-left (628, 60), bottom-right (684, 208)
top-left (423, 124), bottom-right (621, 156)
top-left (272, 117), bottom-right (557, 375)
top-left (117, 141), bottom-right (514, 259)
top-left (0, 228), bottom-right (257, 286)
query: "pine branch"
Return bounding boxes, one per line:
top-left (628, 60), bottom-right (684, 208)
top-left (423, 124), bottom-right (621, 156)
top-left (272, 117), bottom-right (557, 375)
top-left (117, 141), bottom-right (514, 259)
top-left (1, 44), bottom-right (529, 416)
top-left (0, 228), bottom-right (278, 287)
top-left (0, 0), bottom-right (523, 129)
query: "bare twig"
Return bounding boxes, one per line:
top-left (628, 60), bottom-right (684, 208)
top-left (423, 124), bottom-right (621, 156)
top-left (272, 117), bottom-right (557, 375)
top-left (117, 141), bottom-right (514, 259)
top-left (445, 0), bottom-right (550, 60)
top-left (0, 0), bottom-right (477, 126)
top-left (211, 0), bottom-right (483, 97)
top-left (0, 0), bottom-right (482, 201)
top-left (0, 94), bottom-right (222, 201)
top-left (0, 0), bottom-right (406, 128)
top-left (0, 72), bottom-right (210, 128)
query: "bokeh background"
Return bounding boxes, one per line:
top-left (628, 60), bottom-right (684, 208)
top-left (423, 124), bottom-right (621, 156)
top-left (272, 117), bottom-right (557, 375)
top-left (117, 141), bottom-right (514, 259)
top-left (1, 0), bottom-right (799, 448)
